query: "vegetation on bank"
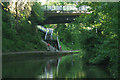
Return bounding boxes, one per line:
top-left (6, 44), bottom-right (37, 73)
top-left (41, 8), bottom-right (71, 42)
top-left (59, 42), bottom-right (71, 51)
top-left (2, 2), bottom-right (46, 52)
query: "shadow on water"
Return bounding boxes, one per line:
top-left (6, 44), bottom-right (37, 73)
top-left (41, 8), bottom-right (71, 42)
top-left (2, 53), bottom-right (111, 79)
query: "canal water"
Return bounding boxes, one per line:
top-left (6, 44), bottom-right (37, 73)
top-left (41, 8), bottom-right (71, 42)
top-left (2, 53), bottom-right (111, 79)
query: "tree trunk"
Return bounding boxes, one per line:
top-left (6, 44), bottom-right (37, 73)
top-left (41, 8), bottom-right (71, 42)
top-left (15, 2), bottom-right (18, 33)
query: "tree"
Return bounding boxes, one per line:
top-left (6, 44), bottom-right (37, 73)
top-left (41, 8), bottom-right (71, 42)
top-left (29, 2), bottom-right (45, 24)
top-left (8, 1), bottom-right (33, 31)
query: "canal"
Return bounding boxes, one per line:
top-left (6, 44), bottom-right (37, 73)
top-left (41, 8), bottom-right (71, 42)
top-left (2, 53), bottom-right (111, 79)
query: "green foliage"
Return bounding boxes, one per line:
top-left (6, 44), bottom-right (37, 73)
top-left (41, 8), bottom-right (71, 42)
top-left (75, 2), bottom-right (118, 78)
top-left (29, 2), bottom-right (45, 24)
top-left (59, 41), bottom-right (71, 50)
top-left (2, 2), bottom-right (47, 52)
top-left (3, 24), bottom-right (46, 52)
top-left (3, 20), bottom-right (46, 52)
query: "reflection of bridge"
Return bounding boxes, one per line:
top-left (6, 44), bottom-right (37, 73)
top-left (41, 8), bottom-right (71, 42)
top-left (39, 5), bottom-right (92, 25)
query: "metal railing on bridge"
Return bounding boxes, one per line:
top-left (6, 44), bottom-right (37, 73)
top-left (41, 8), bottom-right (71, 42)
top-left (41, 5), bottom-right (92, 13)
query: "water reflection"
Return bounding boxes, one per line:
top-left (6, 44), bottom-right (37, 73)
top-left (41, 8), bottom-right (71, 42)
top-left (57, 55), bottom-right (86, 78)
top-left (38, 58), bottom-right (61, 78)
top-left (3, 54), bottom-right (111, 78)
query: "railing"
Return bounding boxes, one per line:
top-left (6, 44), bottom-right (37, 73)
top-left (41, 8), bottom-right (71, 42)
top-left (41, 5), bottom-right (91, 12)
top-left (37, 25), bottom-right (47, 33)
top-left (37, 25), bottom-right (60, 50)
top-left (45, 28), bottom-right (53, 40)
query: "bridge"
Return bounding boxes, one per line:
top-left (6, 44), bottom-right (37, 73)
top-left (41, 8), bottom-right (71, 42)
top-left (37, 25), bottom-right (60, 50)
top-left (36, 5), bottom-right (92, 50)
top-left (39, 5), bottom-right (92, 25)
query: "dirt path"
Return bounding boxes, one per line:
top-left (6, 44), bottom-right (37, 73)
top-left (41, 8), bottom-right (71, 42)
top-left (2, 50), bottom-right (79, 55)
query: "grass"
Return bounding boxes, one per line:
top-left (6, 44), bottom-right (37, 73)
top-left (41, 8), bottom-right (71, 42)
top-left (59, 41), bottom-right (71, 51)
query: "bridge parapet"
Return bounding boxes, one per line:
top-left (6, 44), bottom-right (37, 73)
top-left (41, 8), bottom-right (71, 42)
top-left (41, 5), bottom-right (91, 13)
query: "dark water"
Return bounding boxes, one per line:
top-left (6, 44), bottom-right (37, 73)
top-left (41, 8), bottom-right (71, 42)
top-left (2, 53), bottom-right (111, 79)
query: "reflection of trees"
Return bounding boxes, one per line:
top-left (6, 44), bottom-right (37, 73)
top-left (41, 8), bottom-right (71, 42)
top-left (57, 55), bottom-right (85, 78)
top-left (3, 60), bottom-right (46, 78)
top-left (57, 55), bottom-right (110, 78)
top-left (82, 65), bottom-right (110, 78)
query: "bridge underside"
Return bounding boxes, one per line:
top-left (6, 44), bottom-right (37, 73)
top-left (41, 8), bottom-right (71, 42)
top-left (42, 16), bottom-right (78, 25)
top-left (39, 12), bottom-right (89, 25)
top-left (39, 16), bottom-right (79, 25)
